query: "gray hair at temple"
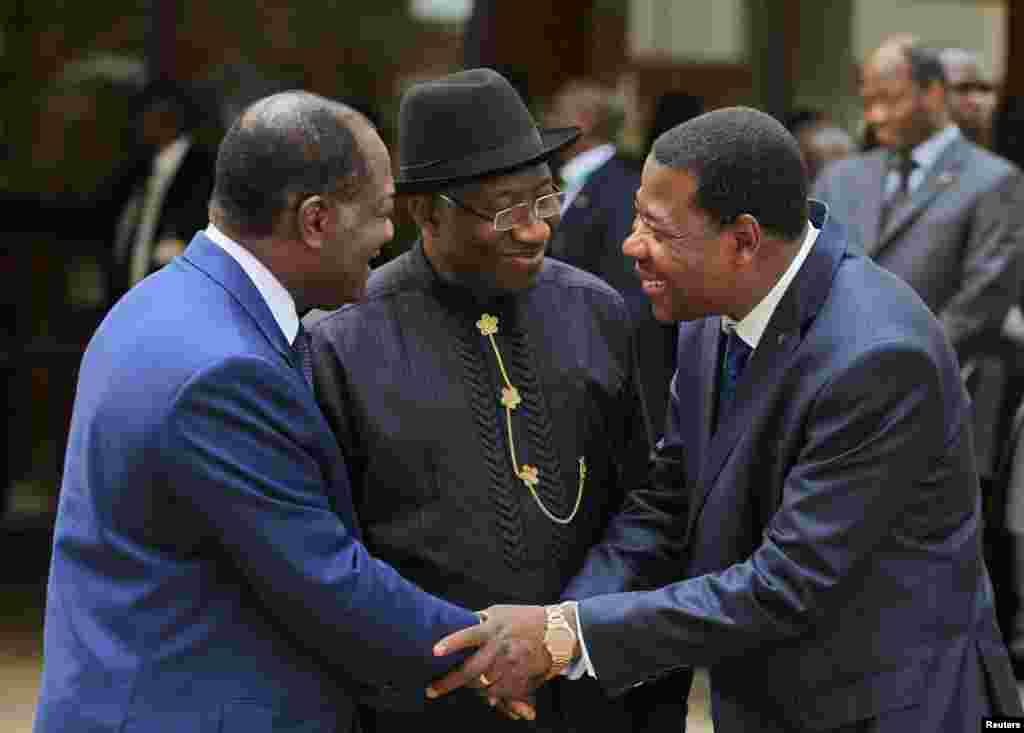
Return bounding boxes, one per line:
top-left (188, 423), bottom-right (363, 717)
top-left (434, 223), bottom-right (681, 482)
top-left (211, 90), bottom-right (372, 238)
top-left (652, 106), bottom-right (808, 241)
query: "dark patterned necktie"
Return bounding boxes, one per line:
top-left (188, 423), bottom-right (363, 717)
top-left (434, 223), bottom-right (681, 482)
top-left (879, 149), bottom-right (918, 234)
top-left (292, 324), bottom-right (314, 390)
top-left (716, 328), bottom-right (751, 431)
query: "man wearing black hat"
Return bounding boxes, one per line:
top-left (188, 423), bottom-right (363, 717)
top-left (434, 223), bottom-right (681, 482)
top-left (306, 68), bottom-right (684, 731)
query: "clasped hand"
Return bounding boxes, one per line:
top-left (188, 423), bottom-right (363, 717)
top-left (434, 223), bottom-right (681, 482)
top-left (426, 604), bottom-right (556, 721)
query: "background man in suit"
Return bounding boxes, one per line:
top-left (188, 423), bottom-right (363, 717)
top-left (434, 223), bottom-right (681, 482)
top-left (33, 90), bottom-right (484, 733)
top-left (545, 79), bottom-right (676, 442)
top-left (307, 68), bottom-right (683, 732)
top-left (939, 47), bottom-right (998, 150)
top-left (110, 79), bottom-right (217, 296)
top-left (427, 107), bottom-right (1023, 731)
top-left (813, 37), bottom-right (1024, 363)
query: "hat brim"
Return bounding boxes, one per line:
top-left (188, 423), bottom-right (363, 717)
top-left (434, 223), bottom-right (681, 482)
top-left (395, 126), bottom-right (580, 195)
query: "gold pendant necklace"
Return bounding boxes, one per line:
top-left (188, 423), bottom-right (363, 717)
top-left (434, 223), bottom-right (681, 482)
top-left (476, 313), bottom-right (585, 525)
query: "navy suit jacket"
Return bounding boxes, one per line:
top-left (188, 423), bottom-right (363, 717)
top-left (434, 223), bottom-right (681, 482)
top-left (550, 155), bottom-right (676, 443)
top-left (565, 202), bottom-right (1022, 731)
top-left (34, 232), bottom-right (477, 733)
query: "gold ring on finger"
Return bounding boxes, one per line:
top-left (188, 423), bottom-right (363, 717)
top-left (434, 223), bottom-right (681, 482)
top-left (479, 673), bottom-right (493, 687)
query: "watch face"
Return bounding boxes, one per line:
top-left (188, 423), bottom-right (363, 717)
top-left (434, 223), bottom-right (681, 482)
top-left (549, 627), bottom-right (575, 656)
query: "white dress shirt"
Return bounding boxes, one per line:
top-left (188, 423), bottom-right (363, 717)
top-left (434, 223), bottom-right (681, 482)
top-left (204, 223), bottom-right (300, 345)
top-left (567, 220), bottom-right (821, 680)
top-left (558, 144), bottom-right (616, 212)
top-left (883, 124), bottom-right (960, 200)
top-left (129, 136), bottom-right (193, 285)
top-left (723, 221), bottom-right (821, 350)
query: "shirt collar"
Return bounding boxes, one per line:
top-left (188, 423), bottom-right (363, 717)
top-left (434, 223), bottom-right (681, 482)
top-left (907, 124), bottom-right (960, 174)
top-left (154, 136), bottom-right (191, 176)
top-left (559, 144), bottom-right (616, 190)
top-left (205, 223), bottom-right (300, 344)
top-left (722, 222), bottom-right (820, 349)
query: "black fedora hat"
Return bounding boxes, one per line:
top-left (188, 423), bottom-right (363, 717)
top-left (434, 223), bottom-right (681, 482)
top-left (396, 68), bottom-right (580, 194)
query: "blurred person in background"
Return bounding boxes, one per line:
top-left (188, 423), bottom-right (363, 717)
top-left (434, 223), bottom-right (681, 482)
top-left (307, 68), bottom-right (684, 733)
top-left (785, 108), bottom-right (855, 183)
top-left (940, 47), bottom-right (998, 150)
top-left (990, 91), bottom-right (1024, 675)
top-left (797, 123), bottom-right (855, 183)
top-left (2, 78), bottom-right (218, 302)
top-left (644, 91), bottom-right (704, 158)
top-left (108, 79), bottom-right (217, 296)
top-left (545, 79), bottom-right (677, 443)
top-left (813, 36), bottom-right (1024, 363)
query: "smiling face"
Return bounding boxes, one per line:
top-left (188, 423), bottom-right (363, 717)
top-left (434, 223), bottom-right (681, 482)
top-left (309, 123), bottom-right (395, 307)
top-left (623, 157), bottom-right (739, 323)
top-left (425, 163), bottom-right (558, 294)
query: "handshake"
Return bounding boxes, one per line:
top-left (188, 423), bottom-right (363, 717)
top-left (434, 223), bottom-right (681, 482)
top-left (425, 603), bottom-right (583, 721)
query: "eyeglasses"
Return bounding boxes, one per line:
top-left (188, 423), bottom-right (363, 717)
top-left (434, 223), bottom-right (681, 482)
top-left (438, 191), bottom-right (567, 232)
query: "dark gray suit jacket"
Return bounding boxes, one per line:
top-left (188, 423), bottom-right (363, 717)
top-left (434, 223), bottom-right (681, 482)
top-left (565, 202), bottom-right (1021, 731)
top-left (812, 134), bottom-right (1024, 358)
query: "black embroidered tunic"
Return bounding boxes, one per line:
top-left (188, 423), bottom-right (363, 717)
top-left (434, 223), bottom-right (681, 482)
top-left (307, 242), bottom-right (654, 730)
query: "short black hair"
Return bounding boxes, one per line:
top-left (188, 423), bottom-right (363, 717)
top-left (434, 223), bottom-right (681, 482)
top-left (652, 106), bottom-right (808, 241)
top-left (133, 78), bottom-right (205, 133)
top-left (903, 44), bottom-right (947, 90)
top-left (211, 90), bottom-right (369, 237)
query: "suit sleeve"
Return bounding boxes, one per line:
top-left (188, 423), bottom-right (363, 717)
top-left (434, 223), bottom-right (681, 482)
top-left (575, 340), bottom-right (947, 696)
top-left (161, 355), bottom-right (478, 695)
top-left (940, 170), bottom-right (1024, 354)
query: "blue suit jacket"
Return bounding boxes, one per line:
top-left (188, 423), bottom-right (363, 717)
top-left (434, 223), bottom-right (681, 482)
top-left (565, 202), bottom-right (1022, 731)
top-left (34, 233), bottom-right (478, 733)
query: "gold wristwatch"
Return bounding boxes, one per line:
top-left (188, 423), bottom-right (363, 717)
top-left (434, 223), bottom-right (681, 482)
top-left (543, 602), bottom-right (577, 679)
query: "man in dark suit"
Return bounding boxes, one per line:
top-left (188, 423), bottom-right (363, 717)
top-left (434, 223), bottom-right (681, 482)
top-left (546, 80), bottom-right (676, 441)
top-left (428, 106), bottom-right (1023, 731)
top-left (813, 37), bottom-right (1024, 362)
top-left (109, 80), bottom-right (217, 296)
top-left (33, 91), bottom-right (484, 733)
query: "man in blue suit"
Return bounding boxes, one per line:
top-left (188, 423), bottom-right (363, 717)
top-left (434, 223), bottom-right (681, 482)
top-left (33, 91), bottom-right (485, 733)
top-left (428, 107), bottom-right (1023, 730)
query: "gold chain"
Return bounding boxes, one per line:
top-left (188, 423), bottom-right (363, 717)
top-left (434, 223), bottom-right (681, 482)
top-left (476, 313), bottom-right (585, 525)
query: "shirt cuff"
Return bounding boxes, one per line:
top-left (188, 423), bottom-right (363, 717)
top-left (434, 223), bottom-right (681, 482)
top-left (561, 601), bottom-right (597, 679)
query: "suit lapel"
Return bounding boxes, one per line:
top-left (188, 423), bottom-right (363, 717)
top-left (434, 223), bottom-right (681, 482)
top-left (684, 202), bottom-right (846, 542)
top-left (875, 138), bottom-right (965, 254)
top-left (695, 318), bottom-right (720, 475)
top-left (181, 232), bottom-right (295, 364)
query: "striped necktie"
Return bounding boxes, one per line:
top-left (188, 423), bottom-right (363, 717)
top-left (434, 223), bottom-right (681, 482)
top-left (716, 328), bottom-right (751, 431)
top-left (292, 324), bottom-right (314, 390)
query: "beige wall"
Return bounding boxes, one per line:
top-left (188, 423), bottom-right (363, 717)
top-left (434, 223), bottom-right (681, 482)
top-left (852, 0), bottom-right (1006, 81)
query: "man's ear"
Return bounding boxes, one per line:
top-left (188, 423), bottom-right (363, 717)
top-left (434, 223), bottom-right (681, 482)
top-left (407, 194), bottom-right (441, 236)
top-left (296, 194), bottom-right (330, 250)
top-left (731, 214), bottom-right (762, 265)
